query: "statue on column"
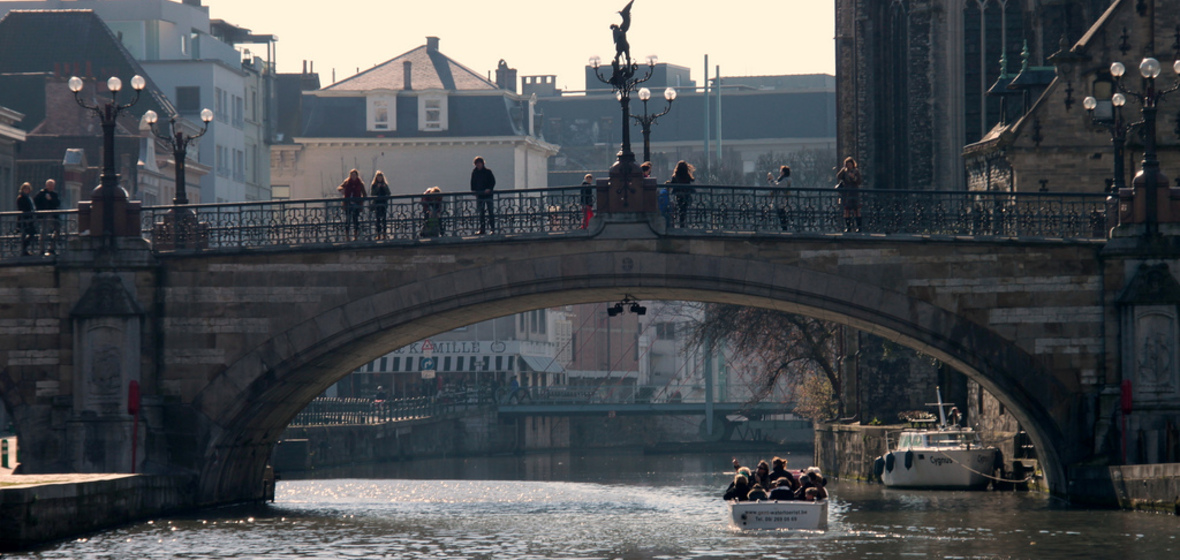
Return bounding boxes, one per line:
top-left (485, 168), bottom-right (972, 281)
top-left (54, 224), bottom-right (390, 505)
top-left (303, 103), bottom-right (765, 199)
top-left (611, 0), bottom-right (634, 67)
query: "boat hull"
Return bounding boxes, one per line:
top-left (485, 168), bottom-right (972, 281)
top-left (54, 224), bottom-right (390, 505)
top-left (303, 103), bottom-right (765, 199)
top-left (728, 500), bottom-right (828, 531)
top-left (880, 448), bottom-right (997, 489)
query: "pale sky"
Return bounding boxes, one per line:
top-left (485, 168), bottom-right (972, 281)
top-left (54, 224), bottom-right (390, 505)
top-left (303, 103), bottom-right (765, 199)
top-left (200, 0), bottom-right (836, 90)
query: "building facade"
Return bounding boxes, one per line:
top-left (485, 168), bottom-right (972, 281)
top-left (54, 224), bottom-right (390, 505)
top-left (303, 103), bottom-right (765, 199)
top-left (272, 37), bottom-right (558, 200)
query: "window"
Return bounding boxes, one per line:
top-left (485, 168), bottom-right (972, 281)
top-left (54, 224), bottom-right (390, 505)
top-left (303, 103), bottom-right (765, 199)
top-left (216, 145), bottom-right (229, 177)
top-left (366, 94), bottom-right (397, 132)
top-left (271, 185), bottom-right (290, 200)
top-left (655, 322), bottom-right (676, 340)
top-left (418, 94), bottom-right (448, 131)
top-left (233, 95), bottom-right (244, 128)
top-left (215, 88), bottom-right (228, 123)
top-left (175, 86), bottom-right (200, 113)
top-left (233, 149), bottom-right (245, 181)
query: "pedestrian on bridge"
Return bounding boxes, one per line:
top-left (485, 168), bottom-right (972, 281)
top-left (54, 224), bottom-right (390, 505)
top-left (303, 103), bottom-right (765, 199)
top-left (421, 186), bottom-right (444, 237)
top-left (370, 171), bottom-right (391, 239)
top-left (836, 157), bottom-right (862, 232)
top-left (769, 165), bottom-right (791, 231)
top-left (471, 156), bottom-right (496, 234)
top-left (667, 160), bottom-right (695, 228)
top-left (33, 179), bottom-right (61, 255)
top-left (581, 173), bottom-right (595, 229)
top-left (337, 169), bottom-right (367, 241)
top-left (16, 182), bottom-right (36, 256)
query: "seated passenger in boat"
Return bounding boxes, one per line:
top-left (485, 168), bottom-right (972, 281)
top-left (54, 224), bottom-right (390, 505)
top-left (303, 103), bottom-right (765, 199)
top-left (796, 467), bottom-right (828, 501)
top-left (769, 457), bottom-right (798, 490)
top-left (723, 473), bottom-right (751, 501)
top-left (768, 477), bottom-right (796, 500)
top-left (749, 460), bottom-right (773, 489)
top-left (746, 484), bottom-right (769, 501)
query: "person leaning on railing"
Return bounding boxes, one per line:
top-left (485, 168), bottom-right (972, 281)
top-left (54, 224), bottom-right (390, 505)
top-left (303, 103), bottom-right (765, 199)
top-left (835, 157), bottom-right (863, 233)
top-left (421, 187), bottom-right (444, 237)
top-left (16, 183), bottom-right (36, 256)
top-left (33, 179), bottom-right (61, 255)
top-left (337, 169), bottom-right (367, 241)
top-left (667, 160), bottom-right (696, 228)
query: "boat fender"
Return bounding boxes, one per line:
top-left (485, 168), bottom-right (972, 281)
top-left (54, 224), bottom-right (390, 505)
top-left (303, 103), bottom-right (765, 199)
top-left (885, 452), bottom-right (895, 473)
top-left (904, 449), bottom-right (914, 470)
top-left (873, 456), bottom-right (885, 477)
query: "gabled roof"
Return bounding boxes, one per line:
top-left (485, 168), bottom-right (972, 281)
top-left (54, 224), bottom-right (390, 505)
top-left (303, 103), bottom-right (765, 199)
top-left (324, 38), bottom-right (497, 92)
top-left (0, 9), bottom-right (175, 126)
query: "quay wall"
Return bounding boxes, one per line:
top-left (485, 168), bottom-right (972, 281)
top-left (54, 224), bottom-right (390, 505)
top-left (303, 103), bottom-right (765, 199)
top-left (1110, 463), bottom-right (1180, 514)
top-left (0, 474), bottom-right (198, 552)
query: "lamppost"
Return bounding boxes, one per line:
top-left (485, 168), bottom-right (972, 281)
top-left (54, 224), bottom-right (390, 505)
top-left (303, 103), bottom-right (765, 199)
top-left (68, 74), bottom-right (146, 242)
top-left (589, 53), bottom-right (655, 208)
top-left (631, 86), bottom-right (676, 164)
top-left (1107, 57), bottom-right (1180, 235)
top-left (1082, 92), bottom-right (1132, 192)
top-left (142, 108), bottom-right (214, 206)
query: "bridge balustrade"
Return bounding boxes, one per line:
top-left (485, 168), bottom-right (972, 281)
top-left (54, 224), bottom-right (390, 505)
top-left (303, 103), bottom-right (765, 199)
top-left (0, 187), bottom-right (1110, 259)
top-left (287, 396), bottom-right (470, 427)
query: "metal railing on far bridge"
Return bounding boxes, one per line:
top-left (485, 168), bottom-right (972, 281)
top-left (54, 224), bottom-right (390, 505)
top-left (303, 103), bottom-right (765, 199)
top-left (0, 187), bottom-right (1110, 259)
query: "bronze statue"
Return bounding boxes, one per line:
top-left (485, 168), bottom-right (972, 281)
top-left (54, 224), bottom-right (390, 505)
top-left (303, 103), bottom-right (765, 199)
top-left (611, 0), bottom-right (634, 66)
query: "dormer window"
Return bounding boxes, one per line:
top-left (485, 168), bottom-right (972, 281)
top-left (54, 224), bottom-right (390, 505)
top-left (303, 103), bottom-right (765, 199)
top-left (367, 94), bottom-right (397, 132)
top-left (418, 94), bottom-right (448, 131)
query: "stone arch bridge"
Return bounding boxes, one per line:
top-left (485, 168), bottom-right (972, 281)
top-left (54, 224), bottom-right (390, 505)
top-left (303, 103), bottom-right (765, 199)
top-left (0, 186), bottom-right (1170, 507)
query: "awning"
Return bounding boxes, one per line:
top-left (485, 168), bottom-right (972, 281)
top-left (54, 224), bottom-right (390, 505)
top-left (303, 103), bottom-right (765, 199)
top-left (519, 355), bottom-right (565, 374)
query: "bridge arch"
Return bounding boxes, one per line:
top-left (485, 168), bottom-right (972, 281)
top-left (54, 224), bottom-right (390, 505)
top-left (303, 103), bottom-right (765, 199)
top-left (193, 245), bottom-right (1078, 504)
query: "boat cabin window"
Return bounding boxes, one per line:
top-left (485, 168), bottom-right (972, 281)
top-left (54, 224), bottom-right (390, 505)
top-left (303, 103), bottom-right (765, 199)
top-left (927, 433), bottom-right (974, 447)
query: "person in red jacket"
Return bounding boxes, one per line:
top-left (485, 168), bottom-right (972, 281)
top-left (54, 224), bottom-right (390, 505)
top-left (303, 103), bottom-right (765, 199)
top-left (337, 168), bottom-right (367, 240)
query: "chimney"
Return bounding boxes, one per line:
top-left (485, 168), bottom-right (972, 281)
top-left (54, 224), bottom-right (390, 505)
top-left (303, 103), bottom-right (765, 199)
top-left (403, 61), bottom-right (413, 90)
top-left (182, 0), bottom-right (203, 6)
top-left (426, 36), bottom-right (440, 53)
top-left (495, 59), bottom-right (518, 93)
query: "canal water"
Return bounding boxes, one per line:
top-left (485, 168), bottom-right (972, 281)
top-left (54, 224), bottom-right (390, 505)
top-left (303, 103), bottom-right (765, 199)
top-left (10, 450), bottom-right (1177, 559)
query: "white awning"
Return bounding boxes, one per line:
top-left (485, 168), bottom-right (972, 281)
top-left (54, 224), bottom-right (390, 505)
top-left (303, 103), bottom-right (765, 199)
top-left (519, 355), bottom-right (565, 374)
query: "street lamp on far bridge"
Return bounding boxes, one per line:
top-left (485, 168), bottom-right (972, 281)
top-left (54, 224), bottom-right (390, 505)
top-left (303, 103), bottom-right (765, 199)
top-left (1107, 57), bottom-right (1180, 236)
top-left (1081, 92), bottom-right (1132, 192)
top-left (69, 74), bottom-right (146, 242)
top-left (631, 85), bottom-right (676, 164)
top-left (143, 108), bottom-right (214, 206)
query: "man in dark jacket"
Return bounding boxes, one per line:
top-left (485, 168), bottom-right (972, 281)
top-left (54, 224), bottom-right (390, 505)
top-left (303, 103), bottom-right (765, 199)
top-left (33, 179), bottom-right (61, 255)
top-left (470, 156), bottom-right (496, 234)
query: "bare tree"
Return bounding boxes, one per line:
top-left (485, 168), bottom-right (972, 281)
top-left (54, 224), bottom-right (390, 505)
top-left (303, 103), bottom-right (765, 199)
top-left (685, 304), bottom-right (843, 421)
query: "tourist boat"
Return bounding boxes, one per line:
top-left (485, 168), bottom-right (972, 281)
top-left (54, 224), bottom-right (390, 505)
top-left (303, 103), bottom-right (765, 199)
top-left (728, 499), bottom-right (828, 531)
top-left (874, 388), bottom-right (999, 489)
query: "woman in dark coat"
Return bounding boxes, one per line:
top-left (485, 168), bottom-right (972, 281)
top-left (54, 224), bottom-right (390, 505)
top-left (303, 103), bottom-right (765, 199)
top-left (723, 473), bottom-right (751, 501)
top-left (666, 160), bottom-right (695, 228)
top-left (337, 169), bottom-right (367, 240)
top-left (16, 182), bottom-right (36, 256)
top-left (369, 171), bottom-right (391, 239)
top-left (836, 156), bottom-right (863, 232)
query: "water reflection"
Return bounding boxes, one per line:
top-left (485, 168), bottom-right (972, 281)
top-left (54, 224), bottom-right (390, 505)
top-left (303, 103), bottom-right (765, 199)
top-left (9, 451), bottom-right (1177, 559)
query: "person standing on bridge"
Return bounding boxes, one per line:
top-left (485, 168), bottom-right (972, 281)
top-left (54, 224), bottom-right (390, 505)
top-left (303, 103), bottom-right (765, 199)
top-left (33, 178), bottom-right (61, 255)
top-left (581, 173), bottom-right (595, 229)
top-left (836, 156), bottom-right (862, 233)
top-left (768, 165), bottom-right (792, 231)
top-left (667, 160), bottom-right (695, 228)
top-left (337, 169), bottom-right (367, 241)
top-left (370, 171), bottom-right (391, 239)
top-left (16, 182), bottom-right (36, 256)
top-left (471, 156), bottom-right (496, 235)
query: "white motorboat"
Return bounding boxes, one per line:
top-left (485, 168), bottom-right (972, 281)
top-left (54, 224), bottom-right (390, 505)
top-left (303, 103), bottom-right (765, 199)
top-left (728, 499), bottom-right (828, 531)
top-left (875, 388), bottom-right (999, 489)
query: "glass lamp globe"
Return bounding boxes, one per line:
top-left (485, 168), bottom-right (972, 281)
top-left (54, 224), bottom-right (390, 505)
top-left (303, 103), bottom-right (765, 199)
top-left (1082, 96), bottom-right (1097, 111)
top-left (107, 76), bottom-right (122, 92)
top-left (1175, 59), bottom-right (1180, 76)
top-left (1110, 61), bottom-right (1125, 78)
top-left (1112, 93), bottom-right (1126, 107)
top-left (638, 87), bottom-right (651, 101)
top-left (200, 108), bottom-right (214, 123)
top-left (588, 56), bottom-right (601, 69)
top-left (68, 76), bottom-right (83, 93)
top-left (1140, 57), bottom-right (1161, 79)
top-left (130, 75), bottom-right (146, 91)
top-left (664, 88), bottom-right (677, 101)
top-left (143, 110), bottom-right (158, 124)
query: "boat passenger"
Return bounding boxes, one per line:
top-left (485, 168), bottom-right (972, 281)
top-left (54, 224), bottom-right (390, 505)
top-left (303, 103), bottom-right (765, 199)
top-left (746, 484), bottom-right (768, 501)
top-left (769, 457), bottom-right (799, 490)
top-left (723, 474), bottom-right (751, 501)
top-left (796, 467), bottom-right (828, 500)
top-left (750, 460), bottom-right (772, 489)
top-left (767, 477), bottom-right (795, 501)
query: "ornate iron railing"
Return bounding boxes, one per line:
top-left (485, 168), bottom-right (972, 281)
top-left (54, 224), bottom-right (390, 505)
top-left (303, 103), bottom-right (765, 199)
top-left (0, 187), bottom-right (1110, 261)
top-left (138, 187), bottom-right (592, 251)
top-left (665, 186), bottom-right (1110, 238)
top-left (0, 210), bottom-right (79, 260)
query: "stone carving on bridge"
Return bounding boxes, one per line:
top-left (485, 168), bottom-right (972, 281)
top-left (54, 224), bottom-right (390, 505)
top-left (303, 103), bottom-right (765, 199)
top-left (1118, 264), bottom-right (1180, 398)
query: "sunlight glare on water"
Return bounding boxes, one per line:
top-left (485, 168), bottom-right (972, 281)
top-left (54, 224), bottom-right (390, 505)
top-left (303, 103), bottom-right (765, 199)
top-left (9, 452), bottom-right (1178, 559)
